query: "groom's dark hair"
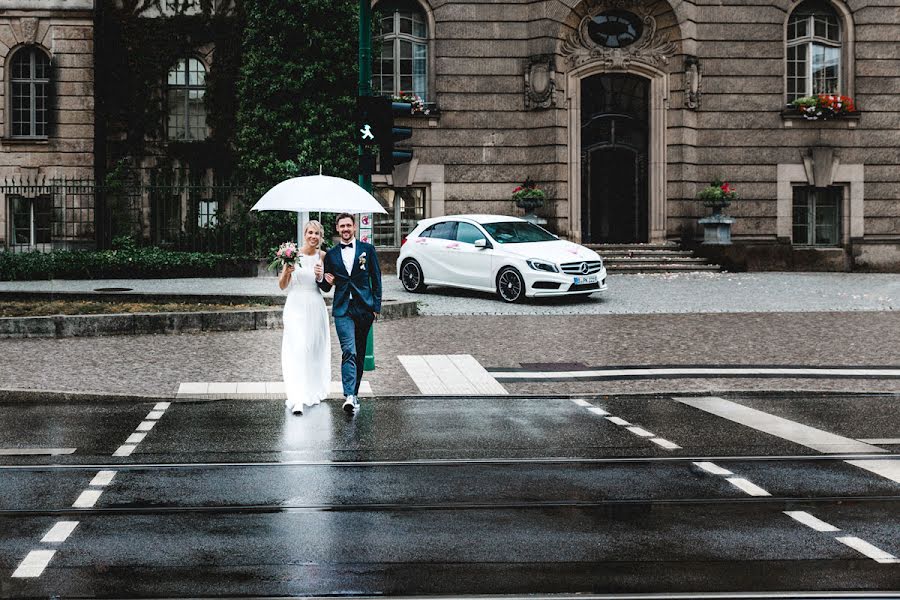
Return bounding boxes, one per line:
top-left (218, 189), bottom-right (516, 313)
top-left (335, 213), bottom-right (355, 228)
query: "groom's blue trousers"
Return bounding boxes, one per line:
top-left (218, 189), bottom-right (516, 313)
top-left (334, 313), bottom-right (374, 397)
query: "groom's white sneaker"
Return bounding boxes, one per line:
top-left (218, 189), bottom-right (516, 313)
top-left (342, 395), bottom-right (358, 413)
top-left (291, 404), bottom-right (303, 415)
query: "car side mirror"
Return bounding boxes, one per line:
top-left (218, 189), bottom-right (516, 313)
top-left (474, 238), bottom-right (489, 249)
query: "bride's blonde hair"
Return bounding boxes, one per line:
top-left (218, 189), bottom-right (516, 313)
top-left (303, 220), bottom-right (325, 248)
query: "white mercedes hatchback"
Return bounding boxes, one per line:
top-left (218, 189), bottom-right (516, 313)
top-left (396, 215), bottom-right (607, 303)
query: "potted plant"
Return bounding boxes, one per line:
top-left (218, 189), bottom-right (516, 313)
top-left (697, 178), bottom-right (738, 244)
top-left (512, 177), bottom-right (546, 224)
top-left (789, 94), bottom-right (857, 121)
top-left (391, 92), bottom-right (437, 116)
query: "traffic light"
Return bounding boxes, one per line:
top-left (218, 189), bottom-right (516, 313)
top-left (378, 101), bottom-right (413, 175)
top-left (355, 96), bottom-right (414, 176)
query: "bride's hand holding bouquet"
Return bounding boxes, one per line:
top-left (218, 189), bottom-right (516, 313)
top-left (271, 241), bottom-right (299, 290)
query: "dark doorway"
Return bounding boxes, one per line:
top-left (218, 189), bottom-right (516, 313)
top-left (581, 74), bottom-right (649, 243)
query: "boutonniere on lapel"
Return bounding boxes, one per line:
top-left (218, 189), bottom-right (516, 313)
top-left (358, 252), bottom-right (367, 270)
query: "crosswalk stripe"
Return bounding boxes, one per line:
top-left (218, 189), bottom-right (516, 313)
top-left (676, 397), bottom-right (886, 454)
top-left (399, 355), bottom-right (507, 395)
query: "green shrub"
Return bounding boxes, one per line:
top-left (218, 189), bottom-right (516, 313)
top-left (0, 248), bottom-right (254, 281)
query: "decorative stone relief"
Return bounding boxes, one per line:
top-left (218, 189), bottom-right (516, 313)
top-left (21, 18), bottom-right (40, 45)
top-left (684, 56), bottom-right (701, 110)
top-left (525, 55), bottom-right (556, 110)
top-left (562, 0), bottom-right (677, 70)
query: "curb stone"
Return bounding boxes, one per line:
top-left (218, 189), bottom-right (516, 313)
top-left (0, 299), bottom-right (418, 338)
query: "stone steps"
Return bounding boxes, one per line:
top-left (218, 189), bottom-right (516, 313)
top-left (586, 243), bottom-right (723, 274)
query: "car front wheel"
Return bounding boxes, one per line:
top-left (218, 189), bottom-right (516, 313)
top-left (400, 259), bottom-right (427, 293)
top-left (496, 267), bottom-right (525, 303)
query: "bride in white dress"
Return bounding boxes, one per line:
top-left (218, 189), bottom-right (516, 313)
top-left (279, 220), bottom-right (332, 415)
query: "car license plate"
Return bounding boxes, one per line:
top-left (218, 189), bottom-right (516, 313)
top-left (573, 274), bottom-right (598, 285)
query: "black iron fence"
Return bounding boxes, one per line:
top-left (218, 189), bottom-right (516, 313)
top-left (1, 177), bottom-right (262, 256)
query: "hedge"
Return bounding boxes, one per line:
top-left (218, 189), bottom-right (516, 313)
top-left (0, 249), bottom-right (255, 281)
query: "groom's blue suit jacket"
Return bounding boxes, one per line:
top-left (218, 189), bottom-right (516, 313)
top-left (318, 240), bottom-right (382, 318)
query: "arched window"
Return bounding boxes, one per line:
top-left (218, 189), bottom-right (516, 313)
top-left (167, 57), bottom-right (208, 140)
top-left (10, 47), bottom-right (51, 138)
top-left (787, 0), bottom-right (841, 102)
top-left (374, 0), bottom-right (428, 101)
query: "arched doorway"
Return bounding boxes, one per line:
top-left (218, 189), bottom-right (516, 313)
top-left (580, 73), bottom-right (649, 243)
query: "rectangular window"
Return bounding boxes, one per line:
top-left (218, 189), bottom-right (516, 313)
top-left (373, 186), bottom-right (425, 246)
top-left (792, 186), bottom-right (841, 246)
top-left (8, 194), bottom-right (53, 250)
top-left (197, 200), bottom-right (218, 228)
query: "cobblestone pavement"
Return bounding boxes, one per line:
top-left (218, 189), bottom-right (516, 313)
top-left (386, 272), bottom-right (900, 315)
top-left (1, 311), bottom-right (898, 398)
top-left (2, 271), bottom-right (898, 313)
top-left (3, 272), bottom-right (898, 398)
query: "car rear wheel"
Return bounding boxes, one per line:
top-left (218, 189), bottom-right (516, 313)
top-left (496, 267), bottom-right (525, 303)
top-left (400, 259), bottom-right (427, 293)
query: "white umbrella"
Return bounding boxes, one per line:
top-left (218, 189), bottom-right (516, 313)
top-left (250, 175), bottom-right (387, 214)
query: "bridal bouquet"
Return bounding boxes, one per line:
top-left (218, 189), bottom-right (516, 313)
top-left (268, 241), bottom-right (299, 271)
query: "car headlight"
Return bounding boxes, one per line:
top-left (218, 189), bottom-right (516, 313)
top-left (526, 259), bottom-right (559, 273)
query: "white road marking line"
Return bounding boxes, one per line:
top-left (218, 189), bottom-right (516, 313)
top-left (41, 521), bottom-right (79, 543)
top-left (145, 410), bottom-right (165, 420)
top-left (89, 471), bottom-right (116, 487)
top-left (72, 490), bottom-right (102, 508)
top-left (398, 355), bottom-right (448, 394)
top-left (154, 402), bottom-right (171, 410)
top-left (857, 438), bottom-right (900, 445)
top-left (693, 461), bottom-right (734, 476)
top-left (836, 536), bottom-right (900, 563)
top-left (12, 550), bottom-right (56, 578)
top-left (423, 355), bottom-right (479, 395)
top-left (571, 399), bottom-right (592, 407)
top-left (136, 421), bottom-right (156, 432)
top-left (606, 416), bottom-right (631, 426)
top-left (125, 432), bottom-right (146, 444)
top-left (650, 438), bottom-right (681, 450)
top-left (491, 367), bottom-right (900, 379)
top-left (845, 459), bottom-right (900, 484)
top-left (783, 511), bottom-right (840, 532)
top-left (0, 448), bottom-right (75, 456)
top-left (448, 354), bottom-right (508, 395)
top-left (588, 406), bottom-right (610, 416)
top-left (677, 397), bottom-right (886, 454)
top-left (176, 382), bottom-right (208, 395)
top-left (726, 477), bottom-right (771, 497)
top-left (113, 444), bottom-right (136, 457)
top-left (627, 426), bottom-right (655, 438)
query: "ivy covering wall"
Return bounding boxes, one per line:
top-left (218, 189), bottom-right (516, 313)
top-left (235, 0), bottom-right (358, 247)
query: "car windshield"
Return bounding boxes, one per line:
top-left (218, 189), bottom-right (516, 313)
top-left (481, 221), bottom-right (557, 244)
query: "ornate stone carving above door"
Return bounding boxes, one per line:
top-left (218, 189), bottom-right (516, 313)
top-left (562, 0), bottom-right (676, 70)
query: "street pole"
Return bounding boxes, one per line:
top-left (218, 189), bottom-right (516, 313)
top-left (359, 0), bottom-right (376, 371)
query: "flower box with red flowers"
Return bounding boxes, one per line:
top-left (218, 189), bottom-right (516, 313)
top-left (787, 95), bottom-right (859, 121)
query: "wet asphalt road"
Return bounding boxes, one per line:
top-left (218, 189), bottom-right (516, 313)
top-left (1, 394), bottom-right (898, 598)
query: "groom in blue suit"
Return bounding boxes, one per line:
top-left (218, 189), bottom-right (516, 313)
top-left (318, 213), bottom-right (382, 412)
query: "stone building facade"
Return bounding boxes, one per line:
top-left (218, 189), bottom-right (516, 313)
top-left (1, 0), bottom-right (898, 270)
top-left (0, 0), bottom-right (95, 251)
top-left (377, 0), bottom-right (900, 270)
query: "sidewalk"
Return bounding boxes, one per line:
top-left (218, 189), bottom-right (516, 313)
top-left (1, 271), bottom-right (897, 312)
top-left (1, 272), bottom-right (898, 399)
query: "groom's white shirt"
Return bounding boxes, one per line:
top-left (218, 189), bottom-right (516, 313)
top-left (340, 238), bottom-right (356, 275)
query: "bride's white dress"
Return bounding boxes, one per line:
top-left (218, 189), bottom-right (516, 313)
top-left (281, 252), bottom-right (331, 412)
